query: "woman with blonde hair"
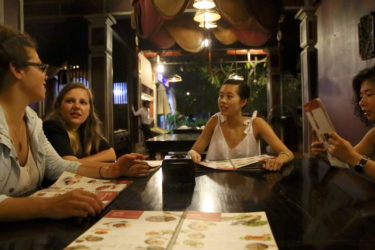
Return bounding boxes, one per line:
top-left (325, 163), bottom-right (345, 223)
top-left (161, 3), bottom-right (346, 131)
top-left (44, 82), bottom-right (116, 163)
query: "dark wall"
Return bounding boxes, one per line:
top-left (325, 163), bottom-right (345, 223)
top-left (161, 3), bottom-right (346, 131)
top-left (316, 0), bottom-right (375, 144)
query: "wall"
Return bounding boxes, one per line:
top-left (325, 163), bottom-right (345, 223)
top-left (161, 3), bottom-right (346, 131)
top-left (316, 0), bottom-right (375, 144)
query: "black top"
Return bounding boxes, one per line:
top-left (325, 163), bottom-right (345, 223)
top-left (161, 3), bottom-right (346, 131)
top-left (43, 119), bottom-right (111, 158)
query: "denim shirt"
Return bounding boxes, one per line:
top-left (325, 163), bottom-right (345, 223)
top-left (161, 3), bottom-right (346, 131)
top-left (0, 106), bottom-right (80, 203)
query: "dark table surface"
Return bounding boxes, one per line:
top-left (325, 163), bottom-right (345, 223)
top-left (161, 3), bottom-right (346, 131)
top-left (1, 158), bottom-right (375, 249)
top-left (146, 133), bottom-right (200, 155)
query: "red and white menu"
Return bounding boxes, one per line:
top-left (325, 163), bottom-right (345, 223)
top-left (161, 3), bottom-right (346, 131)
top-left (64, 210), bottom-right (278, 250)
top-left (31, 171), bottom-right (132, 206)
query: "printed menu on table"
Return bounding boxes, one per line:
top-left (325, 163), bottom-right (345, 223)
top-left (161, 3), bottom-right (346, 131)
top-left (197, 154), bottom-right (274, 170)
top-left (31, 171), bottom-right (132, 206)
top-left (303, 98), bottom-right (349, 168)
top-left (64, 210), bottom-right (278, 250)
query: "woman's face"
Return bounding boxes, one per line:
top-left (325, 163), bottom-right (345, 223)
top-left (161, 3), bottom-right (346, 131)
top-left (20, 47), bottom-right (47, 102)
top-left (218, 84), bottom-right (247, 116)
top-left (59, 88), bottom-right (91, 130)
top-left (359, 80), bottom-right (375, 121)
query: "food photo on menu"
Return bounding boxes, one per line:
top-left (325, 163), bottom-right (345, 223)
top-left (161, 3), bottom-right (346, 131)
top-left (31, 171), bottom-right (132, 206)
top-left (64, 210), bottom-right (278, 250)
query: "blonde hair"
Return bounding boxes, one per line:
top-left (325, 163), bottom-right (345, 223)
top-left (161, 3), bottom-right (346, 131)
top-left (46, 82), bottom-right (105, 156)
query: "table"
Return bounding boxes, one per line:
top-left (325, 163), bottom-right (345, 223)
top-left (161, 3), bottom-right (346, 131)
top-left (1, 158), bottom-right (375, 249)
top-left (146, 133), bottom-right (200, 156)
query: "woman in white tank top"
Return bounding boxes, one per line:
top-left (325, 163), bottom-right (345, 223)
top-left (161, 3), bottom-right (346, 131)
top-left (189, 79), bottom-right (294, 171)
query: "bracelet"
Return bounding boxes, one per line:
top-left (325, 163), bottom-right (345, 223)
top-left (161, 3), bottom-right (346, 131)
top-left (278, 151), bottom-right (293, 161)
top-left (99, 166), bottom-right (104, 178)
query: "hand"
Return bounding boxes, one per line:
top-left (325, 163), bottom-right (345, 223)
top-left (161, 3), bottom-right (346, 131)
top-left (326, 132), bottom-right (358, 164)
top-left (311, 140), bottom-right (327, 158)
top-left (110, 153), bottom-right (150, 177)
top-left (188, 149), bottom-right (201, 163)
top-left (43, 189), bottom-right (104, 219)
top-left (262, 157), bottom-right (284, 171)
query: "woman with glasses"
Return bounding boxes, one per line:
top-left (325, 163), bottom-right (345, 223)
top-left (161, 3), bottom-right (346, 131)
top-left (43, 82), bottom-right (117, 163)
top-left (0, 24), bottom-right (150, 221)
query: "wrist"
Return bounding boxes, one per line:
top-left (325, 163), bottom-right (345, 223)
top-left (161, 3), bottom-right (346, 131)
top-left (352, 155), bottom-right (369, 172)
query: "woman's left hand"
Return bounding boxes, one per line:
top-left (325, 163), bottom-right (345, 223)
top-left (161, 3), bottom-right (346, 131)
top-left (262, 157), bottom-right (284, 171)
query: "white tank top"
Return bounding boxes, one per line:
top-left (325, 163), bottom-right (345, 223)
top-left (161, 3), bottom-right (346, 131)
top-left (206, 112), bottom-right (260, 161)
top-left (13, 147), bottom-right (40, 196)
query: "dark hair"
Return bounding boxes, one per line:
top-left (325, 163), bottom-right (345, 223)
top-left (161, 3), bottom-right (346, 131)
top-left (142, 100), bottom-right (150, 107)
top-left (352, 66), bottom-right (375, 125)
top-left (222, 78), bottom-right (250, 100)
top-left (0, 25), bottom-right (37, 92)
top-left (46, 82), bottom-right (106, 155)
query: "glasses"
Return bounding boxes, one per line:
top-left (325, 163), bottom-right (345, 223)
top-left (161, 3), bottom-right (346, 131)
top-left (21, 62), bottom-right (49, 75)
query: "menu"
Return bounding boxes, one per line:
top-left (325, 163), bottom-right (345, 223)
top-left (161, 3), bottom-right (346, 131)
top-left (197, 155), bottom-right (274, 170)
top-left (31, 171), bottom-right (132, 206)
top-left (64, 210), bottom-right (278, 250)
top-left (303, 98), bottom-right (349, 168)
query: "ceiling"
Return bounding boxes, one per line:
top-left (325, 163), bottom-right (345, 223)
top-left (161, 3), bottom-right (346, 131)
top-left (23, 0), bottom-right (304, 74)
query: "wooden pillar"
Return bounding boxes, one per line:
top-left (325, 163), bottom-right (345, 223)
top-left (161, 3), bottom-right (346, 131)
top-left (266, 47), bottom-right (282, 114)
top-left (0, 0), bottom-right (23, 31)
top-left (296, 7), bottom-right (317, 156)
top-left (86, 14), bottom-right (116, 144)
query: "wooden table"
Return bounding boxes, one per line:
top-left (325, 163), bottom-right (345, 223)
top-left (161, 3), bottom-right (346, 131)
top-left (146, 133), bottom-right (199, 156)
top-left (1, 158), bottom-right (375, 249)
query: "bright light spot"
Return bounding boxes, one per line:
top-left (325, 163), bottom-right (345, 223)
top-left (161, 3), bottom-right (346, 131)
top-left (186, 92), bottom-right (190, 96)
top-left (156, 64), bottom-right (165, 73)
top-left (202, 38), bottom-right (210, 47)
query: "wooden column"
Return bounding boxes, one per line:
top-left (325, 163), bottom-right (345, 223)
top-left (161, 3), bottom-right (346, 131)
top-left (86, 14), bottom-right (116, 144)
top-left (266, 46), bottom-right (282, 114)
top-left (296, 7), bottom-right (317, 156)
top-left (0, 0), bottom-right (23, 31)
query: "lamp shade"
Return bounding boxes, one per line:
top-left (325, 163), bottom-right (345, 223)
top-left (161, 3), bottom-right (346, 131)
top-left (193, 10), bottom-right (221, 23)
top-left (193, 0), bottom-right (216, 9)
top-left (168, 74), bottom-right (183, 82)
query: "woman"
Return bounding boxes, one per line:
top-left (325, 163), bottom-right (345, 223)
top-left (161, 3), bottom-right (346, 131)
top-left (188, 78), bottom-right (294, 171)
top-left (0, 24), bottom-right (150, 221)
top-left (43, 83), bottom-right (116, 163)
top-left (311, 66), bottom-right (375, 179)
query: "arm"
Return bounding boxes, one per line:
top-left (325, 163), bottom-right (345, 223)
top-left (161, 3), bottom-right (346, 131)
top-left (189, 116), bottom-right (217, 163)
top-left (132, 105), bottom-right (141, 116)
top-left (0, 190), bottom-right (104, 221)
top-left (253, 117), bottom-right (294, 171)
top-left (62, 148), bottom-right (116, 163)
top-left (44, 119), bottom-right (116, 163)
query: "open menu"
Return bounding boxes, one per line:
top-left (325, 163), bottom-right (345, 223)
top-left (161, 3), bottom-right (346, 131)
top-left (31, 171), bottom-right (132, 206)
top-left (64, 210), bottom-right (278, 250)
top-left (303, 98), bottom-right (349, 168)
top-left (197, 154), bottom-right (274, 170)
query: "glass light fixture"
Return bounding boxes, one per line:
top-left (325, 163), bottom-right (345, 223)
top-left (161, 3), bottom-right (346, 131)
top-left (199, 21), bottom-right (217, 29)
top-left (167, 74), bottom-right (183, 83)
top-left (202, 38), bottom-right (211, 47)
top-left (193, 0), bottom-right (215, 10)
top-left (193, 9), bottom-right (221, 23)
top-left (228, 73), bottom-right (244, 81)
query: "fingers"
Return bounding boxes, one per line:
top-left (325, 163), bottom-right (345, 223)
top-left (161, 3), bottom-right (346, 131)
top-left (49, 189), bottom-right (104, 219)
top-left (262, 159), bottom-right (283, 171)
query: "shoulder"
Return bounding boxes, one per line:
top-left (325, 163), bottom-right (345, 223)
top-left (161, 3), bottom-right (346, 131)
top-left (43, 119), bottom-right (67, 134)
top-left (206, 114), bottom-right (219, 128)
top-left (252, 117), bottom-right (268, 127)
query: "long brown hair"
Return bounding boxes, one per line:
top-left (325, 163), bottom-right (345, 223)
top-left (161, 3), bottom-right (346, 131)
top-left (46, 82), bottom-right (106, 155)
